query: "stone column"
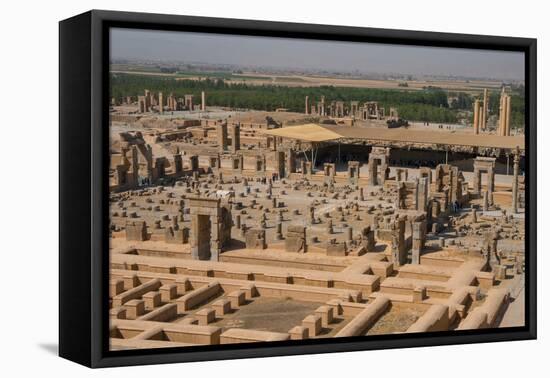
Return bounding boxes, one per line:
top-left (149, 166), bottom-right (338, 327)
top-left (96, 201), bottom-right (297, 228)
top-left (498, 94), bottom-right (504, 136)
top-left (416, 177), bottom-right (428, 211)
top-left (158, 92), bottom-right (163, 114)
top-left (308, 206), bottom-right (315, 225)
top-left (481, 88), bottom-right (488, 130)
top-left (487, 167), bottom-right (495, 198)
top-left (473, 99), bottom-right (480, 135)
top-left (217, 123), bottom-right (228, 153)
top-left (235, 214), bottom-right (241, 229)
top-left (201, 91), bottom-right (206, 111)
top-left (305, 96), bottom-right (309, 114)
top-left (473, 168), bottom-right (482, 194)
top-left (411, 217), bottom-right (426, 264)
top-left (274, 150), bottom-right (285, 179)
top-left (275, 222), bottom-right (283, 240)
top-left (346, 227), bottom-right (353, 242)
top-left (231, 123), bottom-right (240, 153)
top-left (391, 218), bottom-right (407, 267)
top-left (186, 155), bottom-right (197, 173)
top-left (173, 154), bottom-right (183, 174)
top-left (499, 93), bottom-right (511, 136)
top-left (286, 149), bottom-right (296, 177)
top-left (505, 95), bottom-right (512, 136)
top-left (512, 150), bottom-right (520, 213)
top-left (326, 219), bottom-right (333, 234)
top-left (367, 160), bottom-right (378, 186)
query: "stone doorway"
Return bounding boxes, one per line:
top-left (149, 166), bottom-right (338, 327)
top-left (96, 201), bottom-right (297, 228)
top-left (196, 214), bottom-right (212, 260)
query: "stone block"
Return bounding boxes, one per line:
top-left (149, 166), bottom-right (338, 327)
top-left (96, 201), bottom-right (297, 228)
top-left (285, 225), bottom-right (306, 253)
top-left (124, 299), bottom-right (145, 320)
top-left (160, 284), bottom-right (178, 302)
top-left (302, 314), bottom-right (322, 336)
top-left (142, 291), bottom-right (161, 310)
top-left (196, 308), bottom-right (216, 325)
top-left (289, 326), bottom-right (309, 340)
top-left (413, 286), bottom-right (426, 303)
top-left (228, 290), bottom-right (246, 307)
top-left (326, 240), bottom-right (347, 256)
top-left (110, 279), bottom-right (124, 297)
top-left (245, 228), bottom-right (267, 249)
top-left (212, 299), bottom-right (232, 316)
top-left (315, 305), bottom-right (334, 328)
top-left (110, 307), bottom-right (126, 319)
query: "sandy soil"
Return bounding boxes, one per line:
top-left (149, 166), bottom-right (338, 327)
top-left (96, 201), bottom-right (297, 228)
top-left (212, 297), bottom-right (322, 333)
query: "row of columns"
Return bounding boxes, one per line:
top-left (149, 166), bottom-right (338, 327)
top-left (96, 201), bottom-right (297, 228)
top-left (217, 123), bottom-right (240, 153)
top-left (142, 90), bottom-right (207, 113)
top-left (499, 91), bottom-right (512, 136)
top-left (472, 88), bottom-right (489, 135)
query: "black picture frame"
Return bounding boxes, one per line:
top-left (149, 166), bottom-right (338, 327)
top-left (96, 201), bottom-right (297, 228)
top-left (59, 9), bottom-right (537, 368)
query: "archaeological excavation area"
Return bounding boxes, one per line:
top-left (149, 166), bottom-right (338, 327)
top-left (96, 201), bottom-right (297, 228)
top-left (108, 90), bottom-right (526, 351)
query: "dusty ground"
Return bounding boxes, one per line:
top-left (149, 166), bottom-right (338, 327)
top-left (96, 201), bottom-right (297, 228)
top-left (212, 297), bottom-right (323, 333)
top-left (365, 307), bottom-right (425, 335)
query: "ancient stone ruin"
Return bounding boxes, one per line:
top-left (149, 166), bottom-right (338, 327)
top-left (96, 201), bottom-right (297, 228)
top-left (108, 87), bottom-right (526, 351)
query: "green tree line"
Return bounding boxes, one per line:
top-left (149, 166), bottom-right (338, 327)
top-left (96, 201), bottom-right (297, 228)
top-left (110, 73), bottom-right (524, 126)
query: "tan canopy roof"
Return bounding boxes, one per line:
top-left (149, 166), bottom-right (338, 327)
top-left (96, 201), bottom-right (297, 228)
top-left (325, 125), bottom-right (525, 151)
top-left (261, 123), bottom-right (342, 142)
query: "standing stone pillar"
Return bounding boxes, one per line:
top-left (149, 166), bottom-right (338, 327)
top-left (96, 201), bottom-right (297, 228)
top-left (473, 168), bottom-right (482, 194)
top-left (286, 149), bottom-right (296, 178)
top-left (505, 95), bottom-right (512, 136)
top-left (391, 218), bottom-right (407, 267)
top-left (308, 206), bottom-right (315, 225)
top-left (481, 88), bottom-right (488, 130)
top-left (411, 216), bottom-right (427, 264)
top-left (173, 154), bottom-right (183, 174)
top-left (361, 226), bottom-right (376, 252)
top-left (158, 92), bottom-right (164, 114)
top-left (201, 91), bottom-right (206, 111)
top-left (487, 167), bottom-right (495, 203)
top-left (189, 155), bottom-right (199, 172)
top-left (512, 149), bottom-right (520, 213)
top-left (416, 177), bottom-right (429, 211)
top-left (483, 191), bottom-right (489, 211)
top-left (231, 123), bottom-right (241, 153)
top-left (498, 93), bottom-right (505, 136)
top-left (217, 123), bottom-right (228, 153)
top-left (473, 99), bottom-right (480, 135)
top-left (499, 93), bottom-right (512, 136)
top-left (346, 227), bottom-right (353, 242)
top-left (326, 219), bottom-right (333, 234)
top-left (367, 160), bottom-right (378, 186)
top-left (235, 214), bottom-right (241, 229)
top-left (275, 222), bottom-right (283, 240)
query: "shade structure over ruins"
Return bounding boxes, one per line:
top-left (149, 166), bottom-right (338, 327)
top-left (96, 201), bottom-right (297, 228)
top-left (260, 123), bottom-right (343, 142)
top-left (326, 125), bottom-right (525, 151)
top-left (260, 123), bottom-right (525, 154)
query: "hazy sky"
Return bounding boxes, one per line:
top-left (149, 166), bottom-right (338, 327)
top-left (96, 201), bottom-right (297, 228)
top-left (110, 28), bottom-right (525, 80)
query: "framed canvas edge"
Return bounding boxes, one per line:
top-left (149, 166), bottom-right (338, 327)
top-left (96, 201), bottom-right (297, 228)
top-left (59, 9), bottom-right (537, 369)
